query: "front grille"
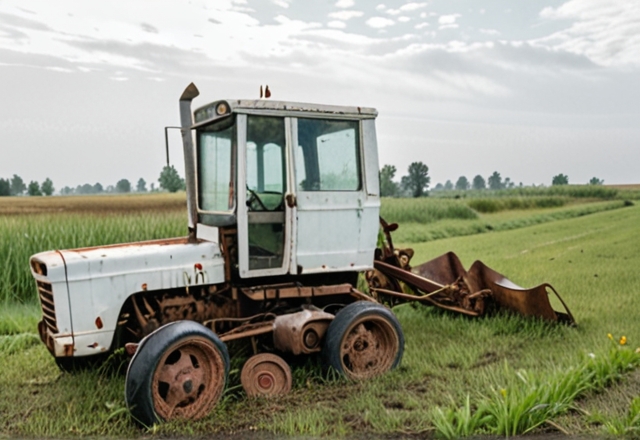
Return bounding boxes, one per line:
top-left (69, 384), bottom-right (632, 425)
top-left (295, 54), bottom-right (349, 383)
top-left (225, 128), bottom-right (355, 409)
top-left (37, 281), bottom-right (58, 333)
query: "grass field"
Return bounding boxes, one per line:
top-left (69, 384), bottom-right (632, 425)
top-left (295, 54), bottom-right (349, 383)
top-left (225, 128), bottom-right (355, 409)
top-left (1, 190), bottom-right (640, 437)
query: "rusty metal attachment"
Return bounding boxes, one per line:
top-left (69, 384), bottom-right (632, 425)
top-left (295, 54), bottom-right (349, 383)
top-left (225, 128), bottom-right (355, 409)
top-left (241, 353), bottom-right (292, 397)
top-left (151, 336), bottom-right (226, 421)
top-left (273, 308), bottom-right (334, 355)
top-left (368, 218), bottom-right (575, 325)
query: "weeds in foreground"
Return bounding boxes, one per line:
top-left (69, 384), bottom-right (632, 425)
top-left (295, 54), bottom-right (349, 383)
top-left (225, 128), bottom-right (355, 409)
top-left (431, 335), bottom-right (640, 438)
top-left (600, 396), bottom-right (640, 436)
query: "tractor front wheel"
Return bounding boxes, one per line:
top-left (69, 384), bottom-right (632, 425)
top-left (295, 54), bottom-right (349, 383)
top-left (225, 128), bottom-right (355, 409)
top-left (125, 321), bottom-right (229, 426)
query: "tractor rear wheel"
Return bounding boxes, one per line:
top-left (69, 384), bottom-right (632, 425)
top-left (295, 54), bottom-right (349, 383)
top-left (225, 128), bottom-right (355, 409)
top-left (323, 301), bottom-right (404, 380)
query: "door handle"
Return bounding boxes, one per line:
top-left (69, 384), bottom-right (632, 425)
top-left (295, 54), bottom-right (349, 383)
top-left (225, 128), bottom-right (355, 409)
top-left (285, 193), bottom-right (297, 208)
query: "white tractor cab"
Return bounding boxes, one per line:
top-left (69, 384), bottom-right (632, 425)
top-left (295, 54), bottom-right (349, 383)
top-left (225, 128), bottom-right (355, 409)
top-left (30, 83), bottom-right (404, 426)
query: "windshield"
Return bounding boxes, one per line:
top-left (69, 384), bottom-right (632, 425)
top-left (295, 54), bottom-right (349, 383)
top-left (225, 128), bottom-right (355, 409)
top-left (197, 117), bottom-right (236, 213)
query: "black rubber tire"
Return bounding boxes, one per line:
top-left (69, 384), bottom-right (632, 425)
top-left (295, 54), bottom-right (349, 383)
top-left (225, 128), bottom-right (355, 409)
top-left (323, 301), bottom-right (404, 380)
top-left (125, 321), bottom-right (229, 427)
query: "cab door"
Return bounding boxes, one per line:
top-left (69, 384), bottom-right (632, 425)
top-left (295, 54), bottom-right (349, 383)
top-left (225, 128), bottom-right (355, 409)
top-left (292, 117), bottom-right (379, 273)
top-left (236, 114), bottom-right (294, 278)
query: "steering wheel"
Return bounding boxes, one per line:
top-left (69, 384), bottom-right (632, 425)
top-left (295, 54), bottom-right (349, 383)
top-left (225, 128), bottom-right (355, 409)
top-left (246, 187), bottom-right (268, 211)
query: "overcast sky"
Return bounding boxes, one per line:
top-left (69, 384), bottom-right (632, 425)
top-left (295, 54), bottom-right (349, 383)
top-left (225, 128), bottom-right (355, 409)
top-left (1, 0), bottom-right (638, 191)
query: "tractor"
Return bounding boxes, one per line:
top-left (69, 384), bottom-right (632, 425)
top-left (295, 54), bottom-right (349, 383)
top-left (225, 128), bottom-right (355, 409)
top-left (29, 83), bottom-right (573, 426)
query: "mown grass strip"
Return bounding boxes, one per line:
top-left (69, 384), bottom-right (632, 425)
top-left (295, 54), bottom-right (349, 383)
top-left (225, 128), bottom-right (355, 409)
top-left (393, 200), bottom-right (628, 244)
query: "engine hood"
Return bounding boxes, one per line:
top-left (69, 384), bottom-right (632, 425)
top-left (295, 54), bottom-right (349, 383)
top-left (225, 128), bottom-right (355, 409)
top-left (54, 237), bottom-right (224, 288)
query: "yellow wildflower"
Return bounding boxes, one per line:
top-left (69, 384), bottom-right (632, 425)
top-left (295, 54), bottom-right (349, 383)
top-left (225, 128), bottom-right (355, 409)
top-left (500, 389), bottom-right (507, 398)
top-left (635, 347), bottom-right (640, 354)
top-left (607, 333), bottom-right (613, 340)
top-left (620, 336), bottom-right (627, 346)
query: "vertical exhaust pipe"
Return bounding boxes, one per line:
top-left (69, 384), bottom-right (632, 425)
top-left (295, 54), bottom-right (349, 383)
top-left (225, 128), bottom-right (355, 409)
top-left (179, 83), bottom-right (200, 242)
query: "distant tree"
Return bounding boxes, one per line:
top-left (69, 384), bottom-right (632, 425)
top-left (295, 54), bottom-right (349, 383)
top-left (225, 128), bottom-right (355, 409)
top-left (159, 165), bottom-right (185, 193)
top-left (61, 186), bottom-right (74, 195)
top-left (433, 183), bottom-right (444, 191)
top-left (552, 174), bottom-right (569, 186)
top-left (0, 178), bottom-right (10, 196)
top-left (106, 185), bottom-right (115, 193)
top-left (28, 180), bottom-right (42, 196)
top-left (472, 174), bottom-right (486, 190)
top-left (589, 177), bottom-right (604, 185)
top-left (379, 165), bottom-right (398, 197)
top-left (115, 179), bottom-right (131, 193)
top-left (150, 182), bottom-right (155, 192)
top-left (41, 178), bottom-right (54, 196)
top-left (136, 178), bottom-right (147, 193)
top-left (444, 180), bottom-right (454, 191)
top-left (10, 174), bottom-right (26, 196)
top-left (488, 171), bottom-right (503, 190)
top-left (503, 177), bottom-right (514, 189)
top-left (93, 182), bottom-right (104, 193)
top-left (455, 176), bottom-right (470, 191)
top-left (402, 161), bottom-right (430, 197)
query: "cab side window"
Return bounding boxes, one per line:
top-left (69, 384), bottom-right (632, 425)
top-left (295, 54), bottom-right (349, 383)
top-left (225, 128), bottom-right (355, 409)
top-left (296, 118), bottom-right (361, 191)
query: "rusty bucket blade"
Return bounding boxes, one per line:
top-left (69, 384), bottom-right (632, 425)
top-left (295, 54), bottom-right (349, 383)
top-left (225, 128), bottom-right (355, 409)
top-left (373, 251), bottom-right (575, 325)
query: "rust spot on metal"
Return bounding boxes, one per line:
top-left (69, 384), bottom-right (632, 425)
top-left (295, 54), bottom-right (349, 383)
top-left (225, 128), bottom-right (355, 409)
top-left (64, 344), bottom-right (74, 356)
top-left (195, 263), bottom-right (203, 270)
top-left (88, 342), bottom-right (98, 349)
top-left (141, 283), bottom-right (148, 291)
top-left (95, 316), bottom-right (103, 329)
top-left (125, 342), bottom-right (139, 357)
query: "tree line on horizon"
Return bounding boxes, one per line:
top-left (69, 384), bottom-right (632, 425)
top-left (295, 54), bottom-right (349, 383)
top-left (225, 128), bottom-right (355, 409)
top-left (380, 163), bottom-right (605, 198)
top-left (0, 165), bottom-right (186, 197)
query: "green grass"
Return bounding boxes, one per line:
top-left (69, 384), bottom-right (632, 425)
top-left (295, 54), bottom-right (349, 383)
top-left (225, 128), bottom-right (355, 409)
top-left (2, 196), bottom-right (640, 437)
top-left (431, 184), bottom-right (621, 200)
top-left (467, 196), bottom-right (568, 213)
top-left (380, 197), bottom-right (478, 224)
top-left (392, 200), bottom-right (628, 244)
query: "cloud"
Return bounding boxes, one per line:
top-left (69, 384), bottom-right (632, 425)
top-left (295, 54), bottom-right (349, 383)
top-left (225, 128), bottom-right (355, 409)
top-left (328, 10), bottom-right (364, 21)
top-left (398, 17), bottom-right (410, 23)
top-left (415, 22), bottom-right (429, 30)
top-left (271, 0), bottom-right (290, 8)
top-left (479, 28), bottom-right (500, 36)
top-left (438, 14), bottom-right (461, 25)
top-left (335, 0), bottom-right (355, 8)
top-left (140, 23), bottom-right (158, 34)
top-left (366, 17), bottom-right (395, 29)
top-left (534, 0), bottom-right (640, 67)
top-left (399, 3), bottom-right (427, 12)
top-left (327, 20), bottom-right (347, 29)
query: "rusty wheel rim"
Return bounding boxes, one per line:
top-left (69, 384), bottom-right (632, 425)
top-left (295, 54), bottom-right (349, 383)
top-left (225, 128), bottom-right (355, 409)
top-left (241, 353), bottom-right (292, 397)
top-left (340, 315), bottom-right (399, 380)
top-left (151, 336), bottom-right (225, 421)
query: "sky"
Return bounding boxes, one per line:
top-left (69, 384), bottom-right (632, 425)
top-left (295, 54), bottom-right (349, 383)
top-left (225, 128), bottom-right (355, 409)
top-left (0, 0), bottom-right (639, 191)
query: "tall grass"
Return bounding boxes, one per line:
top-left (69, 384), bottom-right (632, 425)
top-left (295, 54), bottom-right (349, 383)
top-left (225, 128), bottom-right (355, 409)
top-left (432, 185), bottom-right (620, 200)
top-left (380, 197), bottom-right (478, 224)
top-left (0, 194), bottom-right (187, 304)
top-left (467, 196), bottom-right (568, 213)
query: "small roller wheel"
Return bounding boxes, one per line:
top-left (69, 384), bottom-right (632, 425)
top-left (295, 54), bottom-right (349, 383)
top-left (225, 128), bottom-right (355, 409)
top-left (241, 353), bottom-right (292, 397)
top-left (125, 321), bottom-right (229, 427)
top-left (323, 301), bottom-right (404, 380)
